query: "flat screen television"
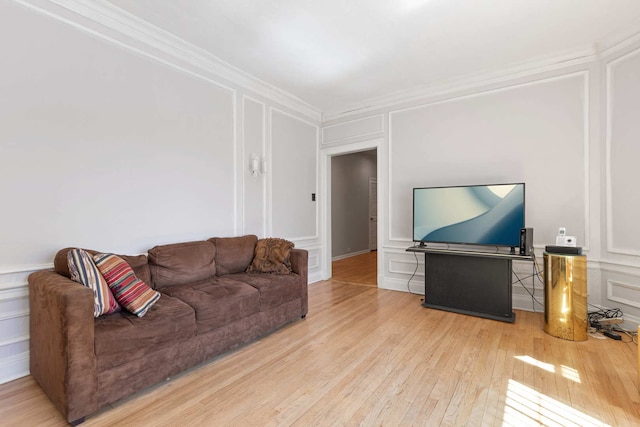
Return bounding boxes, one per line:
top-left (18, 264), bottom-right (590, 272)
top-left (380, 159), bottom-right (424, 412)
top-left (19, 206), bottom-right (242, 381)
top-left (413, 183), bottom-right (525, 248)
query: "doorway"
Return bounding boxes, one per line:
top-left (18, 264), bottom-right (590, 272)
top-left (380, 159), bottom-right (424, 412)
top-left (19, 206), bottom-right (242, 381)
top-left (328, 147), bottom-right (378, 286)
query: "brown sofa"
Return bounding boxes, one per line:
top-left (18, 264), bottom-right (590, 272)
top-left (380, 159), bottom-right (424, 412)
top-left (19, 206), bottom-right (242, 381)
top-left (28, 235), bottom-right (308, 425)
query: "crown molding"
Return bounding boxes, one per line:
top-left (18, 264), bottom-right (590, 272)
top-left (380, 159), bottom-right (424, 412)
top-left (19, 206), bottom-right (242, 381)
top-left (599, 22), bottom-right (640, 58)
top-left (323, 26), bottom-right (640, 122)
top-left (322, 47), bottom-right (597, 122)
top-left (15, 0), bottom-right (640, 125)
top-left (22, 0), bottom-right (321, 122)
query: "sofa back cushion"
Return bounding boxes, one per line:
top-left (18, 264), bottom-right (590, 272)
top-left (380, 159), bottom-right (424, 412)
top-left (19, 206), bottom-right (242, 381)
top-left (55, 248), bottom-right (152, 287)
top-left (209, 235), bottom-right (257, 275)
top-left (148, 240), bottom-right (216, 289)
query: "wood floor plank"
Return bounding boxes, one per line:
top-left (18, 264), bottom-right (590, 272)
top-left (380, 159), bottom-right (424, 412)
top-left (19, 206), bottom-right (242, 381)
top-left (332, 251), bottom-right (377, 286)
top-left (1, 252), bottom-right (639, 426)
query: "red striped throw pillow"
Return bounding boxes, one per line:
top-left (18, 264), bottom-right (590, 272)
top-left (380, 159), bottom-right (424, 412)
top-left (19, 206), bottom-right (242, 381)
top-left (68, 249), bottom-right (120, 317)
top-left (93, 253), bottom-right (160, 317)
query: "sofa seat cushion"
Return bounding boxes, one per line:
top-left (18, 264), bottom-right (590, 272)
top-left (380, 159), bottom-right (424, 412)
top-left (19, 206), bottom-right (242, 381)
top-left (226, 273), bottom-right (302, 311)
top-left (94, 293), bottom-right (196, 371)
top-left (161, 278), bottom-right (260, 334)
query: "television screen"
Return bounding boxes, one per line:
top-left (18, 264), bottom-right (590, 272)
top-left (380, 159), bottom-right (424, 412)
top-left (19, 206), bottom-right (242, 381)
top-left (413, 183), bottom-right (525, 247)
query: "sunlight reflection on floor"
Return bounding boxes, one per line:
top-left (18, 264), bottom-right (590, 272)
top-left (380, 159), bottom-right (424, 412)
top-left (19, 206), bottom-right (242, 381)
top-left (503, 380), bottom-right (610, 427)
top-left (515, 355), bottom-right (555, 373)
top-left (560, 365), bottom-right (581, 383)
top-left (514, 355), bottom-right (582, 384)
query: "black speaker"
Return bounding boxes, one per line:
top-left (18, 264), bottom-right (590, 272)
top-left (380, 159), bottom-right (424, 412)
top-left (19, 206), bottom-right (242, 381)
top-left (545, 245), bottom-right (582, 255)
top-left (519, 228), bottom-right (533, 256)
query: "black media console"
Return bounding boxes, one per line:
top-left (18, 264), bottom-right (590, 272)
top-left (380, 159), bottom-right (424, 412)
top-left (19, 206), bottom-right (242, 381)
top-left (406, 247), bottom-right (533, 323)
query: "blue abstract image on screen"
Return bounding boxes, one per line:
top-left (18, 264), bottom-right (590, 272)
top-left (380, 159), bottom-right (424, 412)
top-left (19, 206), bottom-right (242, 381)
top-left (413, 183), bottom-right (524, 247)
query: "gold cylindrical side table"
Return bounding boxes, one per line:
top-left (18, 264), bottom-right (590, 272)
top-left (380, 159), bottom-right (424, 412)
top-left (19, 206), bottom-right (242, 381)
top-left (543, 252), bottom-right (587, 341)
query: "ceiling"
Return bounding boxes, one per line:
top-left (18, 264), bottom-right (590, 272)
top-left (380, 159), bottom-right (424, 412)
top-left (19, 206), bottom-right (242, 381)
top-left (105, 0), bottom-right (640, 115)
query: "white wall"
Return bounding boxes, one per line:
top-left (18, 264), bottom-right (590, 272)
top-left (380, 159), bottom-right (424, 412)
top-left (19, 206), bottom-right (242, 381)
top-left (271, 110), bottom-right (319, 239)
top-left (1, 2), bottom-right (236, 263)
top-left (242, 96), bottom-right (267, 237)
top-left (270, 109), bottom-right (322, 278)
top-left (600, 40), bottom-right (640, 319)
top-left (331, 150), bottom-right (377, 258)
top-left (0, 0), bottom-right (320, 384)
top-left (321, 34), bottom-right (640, 325)
top-left (388, 75), bottom-right (587, 245)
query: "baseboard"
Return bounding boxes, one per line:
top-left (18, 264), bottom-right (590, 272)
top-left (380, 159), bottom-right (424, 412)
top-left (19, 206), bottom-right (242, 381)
top-left (0, 351), bottom-right (29, 385)
top-left (512, 293), bottom-right (544, 313)
top-left (308, 271), bottom-right (324, 284)
top-left (332, 249), bottom-right (372, 262)
top-left (380, 277), bottom-right (423, 294)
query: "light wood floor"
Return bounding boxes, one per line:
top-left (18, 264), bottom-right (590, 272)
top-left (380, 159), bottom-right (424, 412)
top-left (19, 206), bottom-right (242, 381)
top-left (332, 250), bottom-right (377, 286)
top-left (1, 257), bottom-right (639, 426)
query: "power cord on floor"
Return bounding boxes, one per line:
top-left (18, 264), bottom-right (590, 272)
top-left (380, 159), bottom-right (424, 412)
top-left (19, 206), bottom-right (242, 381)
top-left (610, 326), bottom-right (637, 344)
top-left (587, 304), bottom-right (638, 344)
top-left (588, 305), bottom-right (623, 324)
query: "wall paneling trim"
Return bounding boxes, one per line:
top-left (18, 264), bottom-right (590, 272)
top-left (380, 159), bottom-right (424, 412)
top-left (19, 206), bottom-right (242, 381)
top-left (605, 46), bottom-right (640, 256)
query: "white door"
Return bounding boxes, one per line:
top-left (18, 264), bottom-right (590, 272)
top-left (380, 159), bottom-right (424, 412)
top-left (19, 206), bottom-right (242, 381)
top-left (369, 177), bottom-right (377, 251)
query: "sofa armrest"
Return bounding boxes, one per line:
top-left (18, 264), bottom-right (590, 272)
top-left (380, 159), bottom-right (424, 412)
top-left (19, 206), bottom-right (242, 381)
top-left (290, 249), bottom-right (308, 317)
top-left (290, 248), bottom-right (308, 278)
top-left (29, 270), bottom-right (97, 424)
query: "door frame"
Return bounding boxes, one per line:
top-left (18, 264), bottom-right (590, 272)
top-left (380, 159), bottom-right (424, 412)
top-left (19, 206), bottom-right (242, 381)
top-left (369, 177), bottom-right (378, 251)
top-left (320, 138), bottom-right (383, 281)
